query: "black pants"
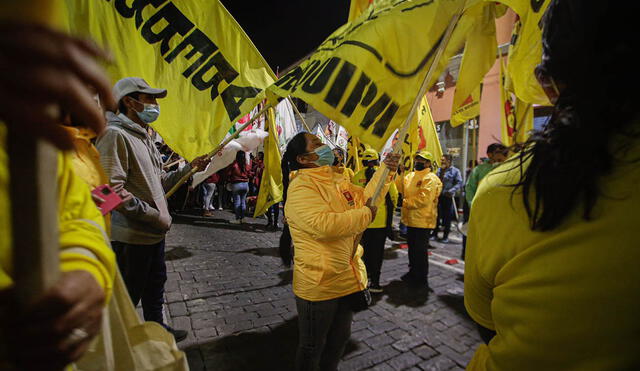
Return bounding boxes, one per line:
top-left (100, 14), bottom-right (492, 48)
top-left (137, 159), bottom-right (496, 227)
top-left (436, 195), bottom-right (454, 239)
top-left (295, 296), bottom-right (353, 371)
top-left (407, 227), bottom-right (430, 283)
top-left (112, 240), bottom-right (167, 324)
top-left (361, 228), bottom-right (387, 286)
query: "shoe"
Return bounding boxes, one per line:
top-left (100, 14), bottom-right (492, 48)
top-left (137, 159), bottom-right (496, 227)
top-left (218, 207), bottom-right (223, 210)
top-left (400, 272), bottom-right (412, 282)
top-left (162, 324), bottom-right (188, 342)
top-left (429, 235), bottom-right (437, 241)
top-left (369, 283), bottom-right (383, 294)
top-left (266, 222), bottom-right (273, 229)
top-left (229, 219), bottom-right (241, 224)
top-left (427, 243), bottom-right (436, 249)
top-left (441, 238), bottom-right (450, 244)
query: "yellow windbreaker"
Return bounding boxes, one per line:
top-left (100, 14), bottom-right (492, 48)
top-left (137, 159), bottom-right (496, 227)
top-left (332, 165), bottom-right (355, 182)
top-left (285, 165), bottom-right (394, 301)
top-left (352, 166), bottom-right (399, 229)
top-left (396, 169), bottom-right (442, 229)
top-left (0, 125), bottom-right (115, 299)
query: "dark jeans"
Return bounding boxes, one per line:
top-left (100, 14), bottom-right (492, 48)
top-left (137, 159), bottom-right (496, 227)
top-left (112, 240), bottom-right (167, 324)
top-left (267, 202), bottom-right (280, 225)
top-left (362, 228), bottom-right (387, 286)
top-left (436, 195), bottom-right (454, 239)
top-left (231, 181), bottom-right (249, 219)
top-left (295, 296), bottom-right (353, 371)
top-left (407, 227), bottom-right (430, 283)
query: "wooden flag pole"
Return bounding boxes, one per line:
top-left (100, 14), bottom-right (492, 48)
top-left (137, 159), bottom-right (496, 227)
top-left (9, 133), bottom-right (59, 307)
top-left (368, 13), bottom-right (462, 206)
top-left (165, 104), bottom-right (272, 199)
top-left (287, 96), bottom-right (312, 133)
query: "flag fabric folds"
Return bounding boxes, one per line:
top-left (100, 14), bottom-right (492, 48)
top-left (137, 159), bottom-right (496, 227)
top-left (63, 0), bottom-right (276, 161)
top-left (500, 58), bottom-right (533, 146)
top-left (254, 108), bottom-right (283, 217)
top-left (493, 0), bottom-right (551, 105)
top-left (348, 0), bottom-right (374, 21)
top-left (269, 0), bottom-right (466, 151)
top-left (450, 3), bottom-right (497, 127)
top-left (400, 97), bottom-right (443, 171)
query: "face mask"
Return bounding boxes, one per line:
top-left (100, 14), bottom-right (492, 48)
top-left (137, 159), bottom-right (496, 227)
top-left (131, 98), bottom-right (160, 124)
top-left (414, 162), bottom-right (427, 171)
top-left (311, 145), bottom-right (335, 167)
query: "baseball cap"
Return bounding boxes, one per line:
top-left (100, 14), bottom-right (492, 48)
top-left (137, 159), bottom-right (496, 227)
top-left (362, 148), bottom-right (380, 161)
top-left (415, 150), bottom-right (434, 162)
top-left (113, 77), bottom-right (167, 103)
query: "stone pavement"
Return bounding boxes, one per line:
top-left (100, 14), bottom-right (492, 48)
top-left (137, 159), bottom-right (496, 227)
top-left (162, 209), bottom-right (481, 371)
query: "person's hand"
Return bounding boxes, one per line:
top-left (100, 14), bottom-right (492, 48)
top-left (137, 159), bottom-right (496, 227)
top-left (90, 192), bottom-right (105, 206)
top-left (6, 270), bottom-right (105, 370)
top-left (111, 183), bottom-right (133, 204)
top-left (383, 153), bottom-right (401, 173)
top-left (0, 24), bottom-right (116, 150)
top-left (190, 154), bottom-right (212, 172)
top-left (365, 198), bottom-right (378, 221)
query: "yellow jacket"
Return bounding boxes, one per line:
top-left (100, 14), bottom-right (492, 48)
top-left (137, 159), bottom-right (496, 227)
top-left (285, 165), bottom-right (393, 301)
top-left (352, 166), bottom-right (399, 229)
top-left (0, 125), bottom-right (115, 299)
top-left (332, 165), bottom-right (355, 182)
top-left (396, 169), bottom-right (442, 229)
top-left (65, 126), bottom-right (111, 232)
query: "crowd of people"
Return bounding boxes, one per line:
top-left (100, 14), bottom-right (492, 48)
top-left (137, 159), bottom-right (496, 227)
top-left (1, 0), bottom-right (639, 370)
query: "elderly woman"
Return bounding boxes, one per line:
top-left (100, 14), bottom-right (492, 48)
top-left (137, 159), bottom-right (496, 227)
top-left (282, 132), bottom-right (399, 371)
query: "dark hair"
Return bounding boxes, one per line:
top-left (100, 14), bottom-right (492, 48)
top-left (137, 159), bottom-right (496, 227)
top-left (511, 0), bottom-right (638, 231)
top-left (442, 154), bottom-right (453, 162)
top-left (281, 132), bottom-right (309, 204)
top-left (278, 132), bottom-right (309, 267)
top-left (487, 143), bottom-right (507, 155)
top-left (118, 92), bottom-right (140, 114)
top-left (235, 151), bottom-right (247, 169)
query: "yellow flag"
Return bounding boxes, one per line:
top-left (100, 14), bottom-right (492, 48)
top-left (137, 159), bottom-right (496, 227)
top-left (500, 59), bottom-right (533, 146)
top-left (493, 0), bottom-right (551, 105)
top-left (269, 0), bottom-right (467, 151)
top-left (401, 96), bottom-right (443, 171)
top-left (0, 0), bottom-right (61, 25)
top-left (63, 0), bottom-right (276, 161)
top-left (348, 0), bottom-right (374, 21)
top-left (450, 3), bottom-right (497, 127)
top-left (254, 108), bottom-right (283, 217)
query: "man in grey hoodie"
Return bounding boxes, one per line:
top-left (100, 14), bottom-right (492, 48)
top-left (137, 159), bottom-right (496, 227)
top-left (96, 77), bottom-right (210, 342)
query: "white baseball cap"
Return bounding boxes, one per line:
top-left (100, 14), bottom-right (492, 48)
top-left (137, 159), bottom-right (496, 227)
top-left (113, 77), bottom-right (167, 103)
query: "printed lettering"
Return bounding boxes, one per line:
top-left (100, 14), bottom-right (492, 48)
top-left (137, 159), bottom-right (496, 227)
top-left (192, 53), bottom-right (238, 101)
top-left (324, 60), bottom-right (356, 108)
top-left (221, 85), bottom-right (261, 121)
top-left (340, 72), bottom-right (371, 117)
top-left (165, 29), bottom-right (219, 78)
top-left (359, 94), bottom-right (390, 131)
top-left (301, 57), bottom-right (340, 94)
top-left (141, 3), bottom-right (194, 55)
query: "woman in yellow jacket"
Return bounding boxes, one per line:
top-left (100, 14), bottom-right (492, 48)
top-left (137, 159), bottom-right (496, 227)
top-left (352, 149), bottom-right (398, 293)
top-left (283, 132), bottom-right (399, 371)
top-left (396, 151), bottom-right (442, 288)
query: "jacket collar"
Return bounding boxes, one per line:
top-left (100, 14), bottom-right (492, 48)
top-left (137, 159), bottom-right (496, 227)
top-left (297, 165), bottom-right (336, 182)
top-left (106, 111), bottom-right (149, 138)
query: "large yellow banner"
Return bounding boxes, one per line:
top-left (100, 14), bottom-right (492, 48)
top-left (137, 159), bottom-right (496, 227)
top-left (450, 3), bottom-right (497, 127)
top-left (63, 0), bottom-right (276, 161)
top-left (493, 0), bottom-right (551, 105)
top-left (500, 58), bottom-right (533, 146)
top-left (400, 97), bottom-right (443, 171)
top-left (269, 0), bottom-right (466, 151)
top-left (254, 108), bottom-right (283, 217)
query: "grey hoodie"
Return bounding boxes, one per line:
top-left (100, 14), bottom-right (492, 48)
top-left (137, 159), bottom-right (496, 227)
top-left (96, 112), bottom-right (191, 244)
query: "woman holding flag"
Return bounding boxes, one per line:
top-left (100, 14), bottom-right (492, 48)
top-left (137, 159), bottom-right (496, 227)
top-left (282, 132), bottom-right (399, 370)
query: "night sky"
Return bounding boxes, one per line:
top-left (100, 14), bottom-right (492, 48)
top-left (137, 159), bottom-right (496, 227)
top-left (219, 0), bottom-right (350, 74)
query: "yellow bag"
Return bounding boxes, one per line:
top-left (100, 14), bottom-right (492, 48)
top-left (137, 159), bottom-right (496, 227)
top-left (75, 271), bottom-right (188, 371)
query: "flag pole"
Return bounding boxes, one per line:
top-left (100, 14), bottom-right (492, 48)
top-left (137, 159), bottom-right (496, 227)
top-left (287, 96), bottom-right (312, 132)
top-left (165, 103), bottom-right (272, 198)
top-left (368, 13), bottom-right (462, 206)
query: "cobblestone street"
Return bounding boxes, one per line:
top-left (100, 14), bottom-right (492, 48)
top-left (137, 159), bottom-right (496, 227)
top-left (162, 209), bottom-right (481, 371)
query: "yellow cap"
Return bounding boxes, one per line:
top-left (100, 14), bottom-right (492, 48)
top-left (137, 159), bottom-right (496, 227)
top-left (415, 150), bottom-right (434, 162)
top-left (362, 148), bottom-right (380, 161)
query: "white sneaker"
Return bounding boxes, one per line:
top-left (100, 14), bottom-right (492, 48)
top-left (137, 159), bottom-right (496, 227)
top-left (229, 219), bottom-right (241, 224)
top-left (218, 207), bottom-right (223, 210)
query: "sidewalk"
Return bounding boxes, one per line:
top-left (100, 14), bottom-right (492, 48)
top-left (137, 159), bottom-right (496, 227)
top-left (163, 209), bottom-right (480, 370)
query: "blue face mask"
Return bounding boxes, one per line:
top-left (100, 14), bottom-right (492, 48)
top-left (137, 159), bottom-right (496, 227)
top-left (132, 99), bottom-right (160, 124)
top-left (137, 103), bottom-right (160, 124)
top-left (311, 145), bottom-right (335, 167)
